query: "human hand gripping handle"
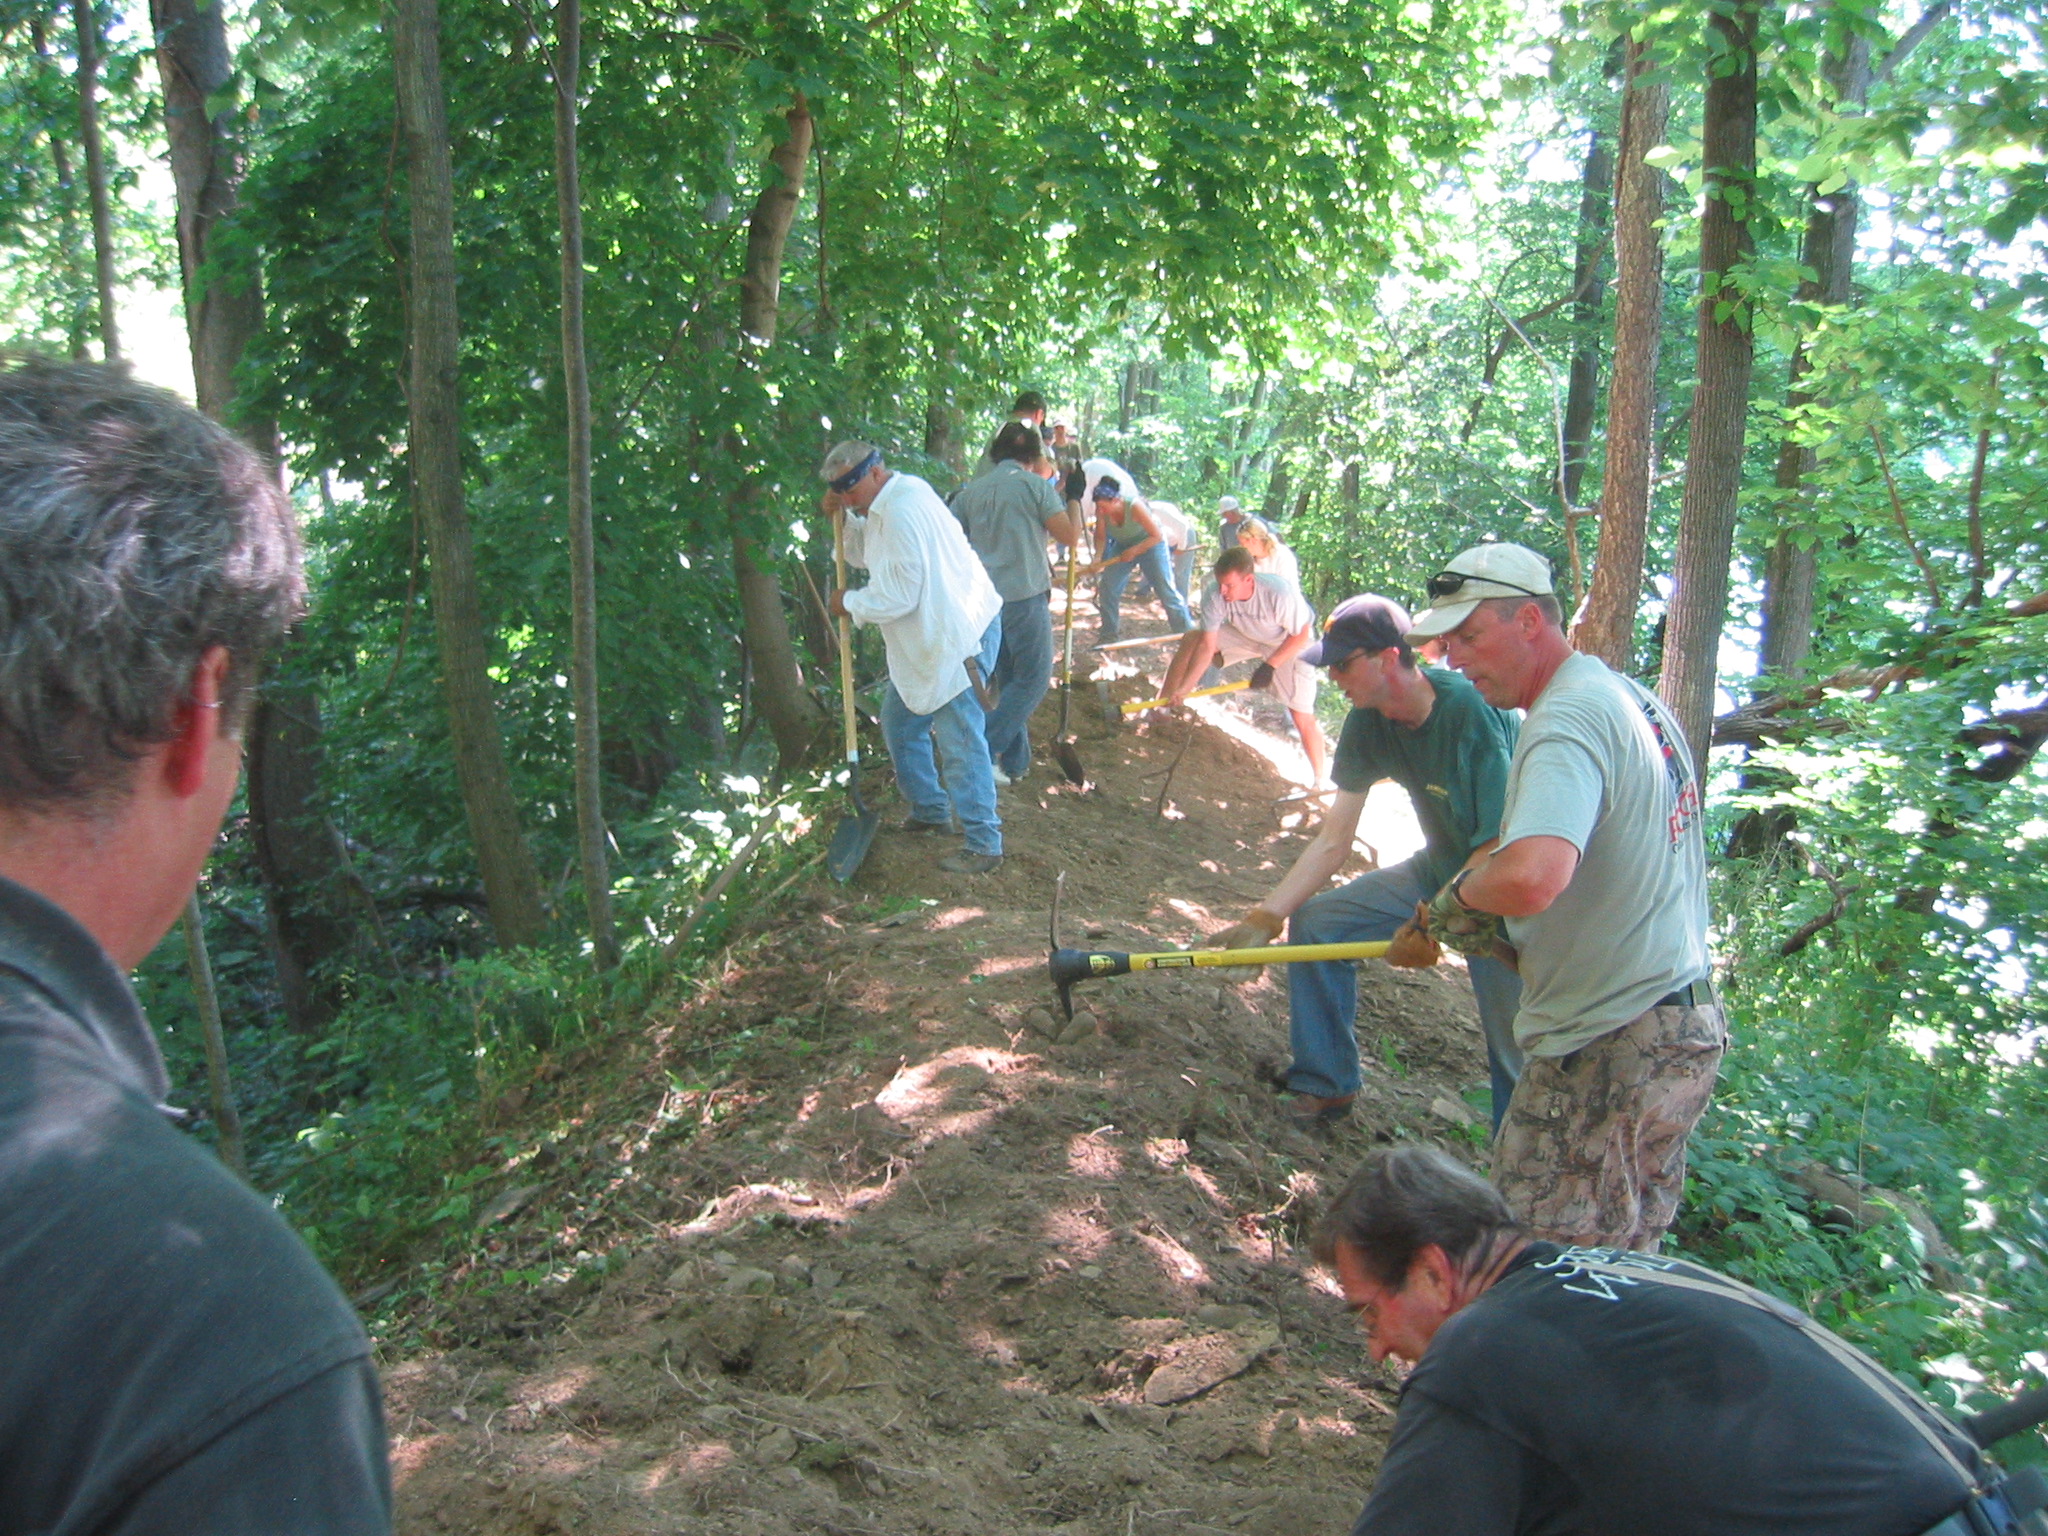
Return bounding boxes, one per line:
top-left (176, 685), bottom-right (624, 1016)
top-left (1062, 464), bottom-right (1089, 502)
top-left (1385, 902), bottom-right (1442, 969)
top-left (1210, 907), bottom-right (1284, 951)
top-left (1250, 660), bottom-right (1276, 693)
top-left (1424, 875), bottom-right (1519, 968)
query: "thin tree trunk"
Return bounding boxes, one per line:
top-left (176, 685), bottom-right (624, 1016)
top-left (1571, 37), bottom-right (1668, 668)
top-left (1559, 119), bottom-right (1615, 509)
top-left (31, 16), bottom-right (92, 359)
top-left (154, 0), bottom-right (368, 1026)
top-left (393, 0), bottom-right (548, 946)
top-left (729, 93), bottom-right (824, 773)
top-left (1759, 26), bottom-right (1870, 678)
top-left (551, 0), bottom-right (616, 968)
top-left (73, 0), bottom-right (120, 361)
top-left (1660, 0), bottom-right (1761, 765)
top-left (184, 894), bottom-right (246, 1178)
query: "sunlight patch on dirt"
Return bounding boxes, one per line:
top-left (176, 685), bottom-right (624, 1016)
top-left (1067, 1131), bottom-right (1124, 1179)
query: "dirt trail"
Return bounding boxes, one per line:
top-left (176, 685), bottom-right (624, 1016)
top-left (385, 616), bottom-right (1497, 1536)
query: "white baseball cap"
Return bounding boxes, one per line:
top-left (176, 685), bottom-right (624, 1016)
top-left (1217, 494), bottom-right (1242, 514)
top-left (1407, 543), bottom-right (1556, 638)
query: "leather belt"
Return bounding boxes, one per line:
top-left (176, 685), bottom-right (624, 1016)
top-left (1656, 978), bottom-right (1715, 1009)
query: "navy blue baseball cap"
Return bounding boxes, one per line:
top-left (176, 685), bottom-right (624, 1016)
top-left (1301, 594), bottom-right (1412, 668)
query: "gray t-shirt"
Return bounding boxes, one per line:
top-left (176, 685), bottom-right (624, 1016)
top-left (1500, 651), bottom-right (1710, 1057)
top-left (1198, 572), bottom-right (1311, 646)
top-left (952, 460), bottom-right (1066, 601)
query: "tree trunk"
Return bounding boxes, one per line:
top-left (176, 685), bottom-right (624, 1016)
top-left (393, 0), bottom-right (548, 947)
top-left (728, 93), bottom-right (824, 774)
top-left (1659, 0), bottom-right (1761, 766)
top-left (551, 0), bottom-right (616, 968)
top-left (73, 0), bottom-right (120, 362)
top-left (1558, 120), bottom-right (1614, 509)
top-left (154, 0), bottom-right (367, 1026)
top-left (1759, 27), bottom-right (1870, 679)
top-left (1571, 36), bottom-right (1669, 670)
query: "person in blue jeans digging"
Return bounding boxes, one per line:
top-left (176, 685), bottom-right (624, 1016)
top-left (1207, 594), bottom-right (1525, 1131)
top-left (1084, 476), bottom-right (1193, 643)
top-left (825, 440), bottom-right (1007, 876)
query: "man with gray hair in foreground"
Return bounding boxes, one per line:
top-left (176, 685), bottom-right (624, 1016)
top-left (0, 357), bottom-right (391, 1530)
top-left (823, 440), bottom-right (1006, 875)
top-left (1319, 1144), bottom-right (2024, 1536)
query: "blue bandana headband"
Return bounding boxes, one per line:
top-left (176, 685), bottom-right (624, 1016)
top-left (828, 449), bottom-right (882, 494)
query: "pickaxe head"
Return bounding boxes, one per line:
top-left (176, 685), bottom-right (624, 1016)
top-left (1048, 946), bottom-right (1131, 1020)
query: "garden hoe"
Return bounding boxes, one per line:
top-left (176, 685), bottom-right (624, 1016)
top-left (1045, 874), bottom-right (1389, 1020)
top-left (826, 519), bottom-right (879, 882)
top-left (1048, 542), bottom-right (1087, 786)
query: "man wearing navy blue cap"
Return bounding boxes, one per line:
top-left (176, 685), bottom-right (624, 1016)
top-left (1207, 593), bottom-right (1524, 1131)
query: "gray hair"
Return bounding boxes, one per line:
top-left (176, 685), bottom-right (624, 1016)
top-left (1479, 593), bottom-right (1564, 628)
top-left (819, 440), bottom-right (881, 481)
top-left (1314, 1144), bottom-right (1523, 1289)
top-left (0, 355), bottom-right (305, 809)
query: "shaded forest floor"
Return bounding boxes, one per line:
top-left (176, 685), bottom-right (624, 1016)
top-left (379, 605), bottom-right (1502, 1536)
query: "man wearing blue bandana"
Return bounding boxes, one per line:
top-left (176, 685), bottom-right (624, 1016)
top-left (824, 441), bottom-right (1006, 876)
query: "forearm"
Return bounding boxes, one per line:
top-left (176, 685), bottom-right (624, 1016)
top-left (1267, 623), bottom-right (1313, 671)
top-left (1453, 836), bottom-right (1578, 918)
top-left (1258, 835), bottom-right (1355, 919)
top-left (1162, 633), bottom-right (1217, 700)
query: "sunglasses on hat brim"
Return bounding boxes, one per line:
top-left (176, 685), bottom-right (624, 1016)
top-left (1424, 569), bottom-right (1549, 602)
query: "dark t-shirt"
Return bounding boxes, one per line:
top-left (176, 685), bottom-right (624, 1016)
top-left (1354, 1242), bottom-right (1981, 1536)
top-left (1331, 666), bottom-right (1520, 893)
top-left (0, 877), bottom-right (391, 1535)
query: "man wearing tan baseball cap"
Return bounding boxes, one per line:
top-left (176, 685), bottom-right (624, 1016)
top-left (1401, 542), bottom-right (1722, 1252)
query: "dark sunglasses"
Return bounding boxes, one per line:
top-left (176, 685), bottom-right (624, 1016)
top-left (1424, 569), bottom-right (1548, 602)
top-left (828, 449), bottom-right (882, 494)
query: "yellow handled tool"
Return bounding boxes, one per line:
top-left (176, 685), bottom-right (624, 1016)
top-left (1050, 939), bottom-right (1391, 1018)
top-left (1119, 679), bottom-right (1249, 717)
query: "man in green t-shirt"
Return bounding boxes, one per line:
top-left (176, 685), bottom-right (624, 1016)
top-left (1208, 595), bottom-right (1524, 1130)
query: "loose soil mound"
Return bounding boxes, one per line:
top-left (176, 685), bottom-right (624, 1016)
top-left (384, 622), bottom-right (1497, 1536)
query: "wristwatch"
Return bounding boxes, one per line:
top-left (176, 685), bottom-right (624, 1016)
top-left (1448, 867), bottom-right (1478, 911)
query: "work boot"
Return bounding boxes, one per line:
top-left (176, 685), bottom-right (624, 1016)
top-left (938, 850), bottom-right (1002, 875)
top-left (1284, 1093), bottom-right (1354, 1129)
top-left (900, 815), bottom-right (951, 835)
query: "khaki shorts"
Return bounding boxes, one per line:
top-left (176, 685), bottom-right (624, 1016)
top-left (1491, 1000), bottom-right (1726, 1252)
top-left (1212, 625), bottom-right (1318, 713)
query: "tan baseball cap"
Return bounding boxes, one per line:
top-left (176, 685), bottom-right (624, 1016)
top-left (1407, 543), bottom-right (1555, 638)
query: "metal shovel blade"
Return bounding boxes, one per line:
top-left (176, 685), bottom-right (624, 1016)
top-left (827, 802), bottom-right (879, 883)
top-left (1053, 731), bottom-right (1087, 787)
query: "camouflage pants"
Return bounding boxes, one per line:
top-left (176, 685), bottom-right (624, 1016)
top-left (1491, 1001), bottom-right (1726, 1252)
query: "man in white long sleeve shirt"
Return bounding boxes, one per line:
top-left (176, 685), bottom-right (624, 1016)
top-left (824, 441), bottom-right (1006, 875)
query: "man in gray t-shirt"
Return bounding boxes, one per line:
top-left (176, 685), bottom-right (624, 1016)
top-left (1405, 542), bottom-right (1723, 1252)
top-left (1160, 546), bottom-right (1326, 783)
top-left (953, 422), bottom-right (1082, 781)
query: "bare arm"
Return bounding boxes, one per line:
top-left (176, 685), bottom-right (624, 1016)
top-left (1454, 835), bottom-right (1579, 917)
top-left (1257, 789), bottom-right (1371, 919)
top-left (1047, 504), bottom-right (1082, 547)
top-left (1162, 627), bottom-right (1220, 705)
top-left (1266, 618), bottom-right (1314, 672)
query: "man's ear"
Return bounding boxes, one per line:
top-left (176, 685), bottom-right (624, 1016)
top-left (1411, 1243), bottom-right (1460, 1303)
top-left (160, 646), bottom-right (233, 799)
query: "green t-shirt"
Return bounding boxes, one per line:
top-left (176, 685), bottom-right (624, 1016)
top-left (1331, 666), bottom-right (1520, 894)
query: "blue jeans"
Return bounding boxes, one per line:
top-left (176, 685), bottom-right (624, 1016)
top-left (984, 593), bottom-right (1054, 779)
top-left (1097, 535), bottom-right (1193, 642)
top-left (1286, 857), bottom-right (1524, 1130)
top-left (1135, 548), bottom-right (1196, 606)
top-left (880, 617), bottom-right (1003, 857)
